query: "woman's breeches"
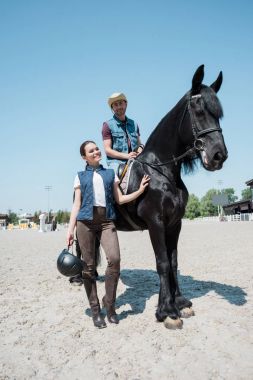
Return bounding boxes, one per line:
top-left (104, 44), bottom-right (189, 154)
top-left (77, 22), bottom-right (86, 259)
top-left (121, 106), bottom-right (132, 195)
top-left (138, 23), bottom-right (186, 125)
top-left (76, 207), bottom-right (120, 278)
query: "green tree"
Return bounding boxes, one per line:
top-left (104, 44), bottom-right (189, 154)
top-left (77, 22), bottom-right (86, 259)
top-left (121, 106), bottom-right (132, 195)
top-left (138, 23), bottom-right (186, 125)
top-left (8, 210), bottom-right (18, 224)
top-left (62, 211), bottom-right (70, 223)
top-left (56, 210), bottom-right (63, 223)
top-left (221, 188), bottom-right (238, 203)
top-left (200, 189), bottom-right (218, 216)
top-left (185, 194), bottom-right (201, 219)
top-left (241, 187), bottom-right (252, 200)
top-left (33, 211), bottom-right (42, 224)
top-left (56, 210), bottom-right (70, 224)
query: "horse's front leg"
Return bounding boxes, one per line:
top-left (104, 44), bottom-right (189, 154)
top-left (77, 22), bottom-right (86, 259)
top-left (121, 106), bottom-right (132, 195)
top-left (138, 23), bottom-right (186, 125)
top-left (148, 224), bottom-right (183, 329)
top-left (168, 223), bottom-right (194, 318)
top-left (172, 248), bottom-right (194, 318)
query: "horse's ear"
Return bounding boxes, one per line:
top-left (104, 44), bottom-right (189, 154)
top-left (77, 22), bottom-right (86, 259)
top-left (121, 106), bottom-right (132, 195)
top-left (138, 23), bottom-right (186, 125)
top-left (191, 64), bottom-right (204, 95)
top-left (210, 71), bottom-right (223, 93)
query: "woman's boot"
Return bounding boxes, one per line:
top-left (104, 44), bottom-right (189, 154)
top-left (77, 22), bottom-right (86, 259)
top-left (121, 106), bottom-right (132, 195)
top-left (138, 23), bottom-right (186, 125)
top-left (102, 272), bottom-right (119, 324)
top-left (83, 275), bottom-right (106, 329)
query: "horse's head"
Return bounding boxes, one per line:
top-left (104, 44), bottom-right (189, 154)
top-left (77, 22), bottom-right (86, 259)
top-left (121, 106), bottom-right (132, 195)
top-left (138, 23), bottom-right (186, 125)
top-left (182, 65), bottom-right (228, 171)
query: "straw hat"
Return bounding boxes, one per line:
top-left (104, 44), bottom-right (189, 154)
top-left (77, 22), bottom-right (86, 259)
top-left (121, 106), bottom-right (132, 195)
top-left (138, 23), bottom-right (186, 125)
top-left (108, 92), bottom-right (127, 108)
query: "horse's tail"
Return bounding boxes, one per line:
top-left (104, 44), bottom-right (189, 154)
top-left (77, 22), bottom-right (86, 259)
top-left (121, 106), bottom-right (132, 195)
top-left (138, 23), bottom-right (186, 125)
top-left (95, 238), bottom-right (101, 268)
top-left (75, 237), bottom-right (82, 259)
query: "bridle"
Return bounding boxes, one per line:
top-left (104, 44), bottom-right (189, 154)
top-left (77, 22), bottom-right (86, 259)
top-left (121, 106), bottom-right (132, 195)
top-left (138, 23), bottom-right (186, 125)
top-left (136, 94), bottom-right (222, 168)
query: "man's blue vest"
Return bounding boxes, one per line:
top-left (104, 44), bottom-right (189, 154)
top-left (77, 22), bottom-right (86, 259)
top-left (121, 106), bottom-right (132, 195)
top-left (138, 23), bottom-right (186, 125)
top-left (106, 115), bottom-right (139, 164)
top-left (76, 165), bottom-right (116, 221)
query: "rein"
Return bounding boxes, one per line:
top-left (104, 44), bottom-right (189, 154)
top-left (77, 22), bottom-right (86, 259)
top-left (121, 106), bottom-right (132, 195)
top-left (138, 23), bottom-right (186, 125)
top-left (136, 94), bottom-right (222, 168)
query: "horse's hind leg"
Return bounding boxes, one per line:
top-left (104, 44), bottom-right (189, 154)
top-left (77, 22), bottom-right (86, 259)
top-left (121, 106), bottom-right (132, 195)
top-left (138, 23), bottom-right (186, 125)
top-left (69, 238), bottom-right (83, 284)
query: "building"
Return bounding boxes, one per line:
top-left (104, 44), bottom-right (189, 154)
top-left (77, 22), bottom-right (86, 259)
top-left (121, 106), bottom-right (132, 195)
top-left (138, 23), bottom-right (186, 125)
top-left (0, 214), bottom-right (9, 228)
top-left (245, 179), bottom-right (253, 190)
top-left (223, 178), bottom-right (253, 215)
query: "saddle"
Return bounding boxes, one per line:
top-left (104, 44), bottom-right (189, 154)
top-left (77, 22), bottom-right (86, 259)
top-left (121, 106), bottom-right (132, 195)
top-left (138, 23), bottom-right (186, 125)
top-left (117, 162), bottom-right (128, 183)
top-left (116, 160), bottom-right (143, 231)
top-left (117, 159), bottom-right (134, 194)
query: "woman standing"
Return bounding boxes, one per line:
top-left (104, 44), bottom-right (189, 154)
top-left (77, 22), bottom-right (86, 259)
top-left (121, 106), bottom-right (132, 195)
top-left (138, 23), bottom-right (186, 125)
top-left (67, 140), bottom-right (150, 328)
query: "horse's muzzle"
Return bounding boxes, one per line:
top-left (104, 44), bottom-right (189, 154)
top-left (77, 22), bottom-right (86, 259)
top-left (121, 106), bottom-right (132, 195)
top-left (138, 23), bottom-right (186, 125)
top-left (210, 150), bottom-right (228, 170)
top-left (201, 148), bottom-right (228, 171)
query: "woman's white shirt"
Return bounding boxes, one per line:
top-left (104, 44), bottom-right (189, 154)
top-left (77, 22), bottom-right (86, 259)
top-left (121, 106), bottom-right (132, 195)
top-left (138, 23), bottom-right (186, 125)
top-left (73, 171), bottom-right (119, 207)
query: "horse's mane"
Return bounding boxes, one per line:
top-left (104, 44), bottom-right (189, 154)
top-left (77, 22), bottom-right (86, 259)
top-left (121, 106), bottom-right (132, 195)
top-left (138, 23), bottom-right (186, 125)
top-left (181, 156), bottom-right (201, 175)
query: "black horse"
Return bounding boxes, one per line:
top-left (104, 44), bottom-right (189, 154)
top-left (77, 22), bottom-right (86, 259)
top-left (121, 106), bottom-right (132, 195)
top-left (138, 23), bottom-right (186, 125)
top-left (114, 64), bottom-right (227, 329)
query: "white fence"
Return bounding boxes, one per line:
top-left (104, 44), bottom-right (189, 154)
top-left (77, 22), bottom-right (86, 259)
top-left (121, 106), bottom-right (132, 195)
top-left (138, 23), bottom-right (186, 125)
top-left (225, 213), bottom-right (253, 222)
top-left (184, 213), bottom-right (253, 223)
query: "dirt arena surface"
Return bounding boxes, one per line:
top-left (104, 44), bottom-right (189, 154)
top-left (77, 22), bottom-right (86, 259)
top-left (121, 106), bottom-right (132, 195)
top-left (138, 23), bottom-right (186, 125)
top-left (0, 221), bottom-right (252, 380)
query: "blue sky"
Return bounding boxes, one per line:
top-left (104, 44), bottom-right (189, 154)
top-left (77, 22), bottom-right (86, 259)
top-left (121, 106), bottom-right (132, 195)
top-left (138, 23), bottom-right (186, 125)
top-left (0, 0), bottom-right (252, 214)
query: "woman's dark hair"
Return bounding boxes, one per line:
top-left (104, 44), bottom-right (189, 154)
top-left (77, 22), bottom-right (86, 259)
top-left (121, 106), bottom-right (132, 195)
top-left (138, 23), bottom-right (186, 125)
top-left (79, 140), bottom-right (96, 157)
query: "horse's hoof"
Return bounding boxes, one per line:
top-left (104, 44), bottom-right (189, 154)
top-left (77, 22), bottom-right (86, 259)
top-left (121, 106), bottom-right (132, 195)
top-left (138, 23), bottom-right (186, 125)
top-left (180, 307), bottom-right (195, 318)
top-left (163, 317), bottom-right (183, 329)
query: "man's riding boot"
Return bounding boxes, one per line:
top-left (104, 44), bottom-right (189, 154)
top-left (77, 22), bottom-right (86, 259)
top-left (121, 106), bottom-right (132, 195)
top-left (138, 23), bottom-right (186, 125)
top-left (103, 272), bottom-right (120, 324)
top-left (83, 276), bottom-right (106, 329)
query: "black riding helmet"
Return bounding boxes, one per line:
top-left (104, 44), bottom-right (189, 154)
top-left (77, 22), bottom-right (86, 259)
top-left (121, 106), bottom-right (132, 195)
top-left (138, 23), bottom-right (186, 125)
top-left (57, 248), bottom-right (83, 277)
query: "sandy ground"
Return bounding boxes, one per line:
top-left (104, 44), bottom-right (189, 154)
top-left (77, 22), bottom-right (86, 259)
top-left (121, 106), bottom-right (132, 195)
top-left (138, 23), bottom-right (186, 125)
top-left (0, 221), bottom-right (253, 380)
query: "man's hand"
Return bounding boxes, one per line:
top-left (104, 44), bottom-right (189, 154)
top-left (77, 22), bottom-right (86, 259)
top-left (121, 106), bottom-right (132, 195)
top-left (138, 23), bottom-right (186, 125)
top-left (136, 144), bottom-right (144, 155)
top-left (128, 151), bottom-right (138, 159)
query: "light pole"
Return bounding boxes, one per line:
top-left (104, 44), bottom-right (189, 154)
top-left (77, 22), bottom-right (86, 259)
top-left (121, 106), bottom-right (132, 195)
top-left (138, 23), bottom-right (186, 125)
top-left (45, 186), bottom-right (52, 223)
top-left (217, 180), bottom-right (223, 216)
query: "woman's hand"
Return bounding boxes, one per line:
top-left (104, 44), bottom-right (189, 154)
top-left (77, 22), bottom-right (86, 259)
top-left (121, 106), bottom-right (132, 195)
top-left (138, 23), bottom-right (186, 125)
top-left (66, 231), bottom-right (74, 247)
top-left (67, 188), bottom-right (81, 247)
top-left (139, 174), bottom-right (150, 193)
top-left (114, 174), bottom-right (150, 205)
